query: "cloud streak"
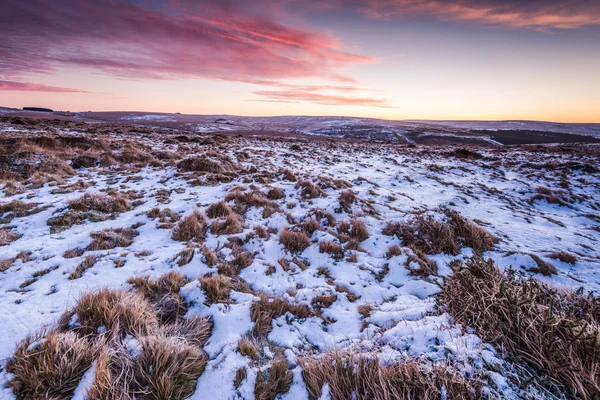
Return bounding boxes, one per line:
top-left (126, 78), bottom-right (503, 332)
top-left (0, 80), bottom-right (87, 93)
top-left (254, 89), bottom-right (393, 107)
top-left (339, 0), bottom-right (600, 31)
top-left (0, 0), bottom-right (372, 84)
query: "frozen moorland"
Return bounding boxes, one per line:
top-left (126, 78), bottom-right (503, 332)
top-left (0, 117), bottom-right (599, 399)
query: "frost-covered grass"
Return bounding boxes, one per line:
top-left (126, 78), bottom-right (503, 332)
top-left (1, 119), bottom-right (600, 399)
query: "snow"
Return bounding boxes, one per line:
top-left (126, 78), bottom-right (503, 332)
top-left (0, 124), bottom-right (598, 398)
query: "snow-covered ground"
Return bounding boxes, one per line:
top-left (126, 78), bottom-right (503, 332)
top-left (0, 125), bottom-right (599, 399)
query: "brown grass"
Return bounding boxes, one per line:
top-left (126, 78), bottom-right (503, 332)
top-left (58, 289), bottom-right (159, 339)
top-left (206, 200), bottom-right (233, 218)
top-left (69, 254), bottom-right (101, 279)
top-left (7, 330), bottom-right (98, 400)
top-left (86, 228), bottom-right (138, 250)
top-left (225, 188), bottom-right (279, 218)
top-left (201, 246), bottom-right (217, 266)
top-left (238, 338), bottom-right (260, 360)
top-left (338, 190), bottom-right (356, 213)
top-left (267, 187), bottom-right (285, 200)
top-left (383, 208), bottom-right (497, 256)
top-left (549, 251), bottom-right (577, 264)
top-left (147, 207), bottom-right (180, 228)
top-left (312, 294), bottom-right (338, 308)
top-left (279, 229), bottom-right (310, 253)
top-left (0, 228), bottom-right (21, 246)
top-left (255, 358), bottom-right (293, 400)
top-left (211, 214), bottom-right (244, 235)
top-left (64, 248), bottom-right (85, 258)
top-left (529, 254), bottom-right (558, 276)
top-left (172, 210), bottom-right (208, 242)
top-left (319, 241), bottom-right (345, 261)
top-left (48, 193), bottom-right (133, 232)
top-left (338, 219), bottom-right (369, 242)
top-left (0, 257), bottom-right (14, 272)
top-left (0, 200), bottom-right (42, 223)
top-left (405, 245), bottom-right (438, 277)
top-left (3, 181), bottom-right (26, 196)
top-left (200, 274), bottom-right (231, 304)
top-left (298, 219), bottom-right (320, 236)
top-left (386, 244), bottom-right (402, 259)
top-left (234, 368), bottom-right (248, 388)
top-left (128, 271), bottom-right (189, 323)
top-left (159, 316), bottom-right (213, 349)
top-left (89, 334), bottom-right (208, 400)
top-left (255, 225), bottom-right (269, 239)
top-left (251, 294), bottom-right (311, 336)
top-left (176, 247), bottom-right (195, 266)
top-left (69, 192), bottom-right (130, 214)
top-left (297, 180), bottom-right (326, 199)
top-left (299, 351), bottom-right (481, 400)
top-left (177, 154), bottom-right (236, 173)
top-left (439, 257), bottom-right (600, 398)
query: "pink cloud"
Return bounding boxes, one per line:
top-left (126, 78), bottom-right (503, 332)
top-left (0, 80), bottom-right (87, 93)
top-left (350, 0), bottom-right (600, 31)
top-left (0, 0), bottom-right (374, 84)
top-left (254, 88), bottom-right (393, 107)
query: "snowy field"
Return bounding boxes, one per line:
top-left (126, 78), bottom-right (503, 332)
top-left (0, 120), bottom-right (599, 399)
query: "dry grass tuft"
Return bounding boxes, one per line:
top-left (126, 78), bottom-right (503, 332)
top-left (211, 213), bottom-right (244, 235)
top-left (159, 316), bottom-right (213, 349)
top-left (69, 192), bottom-right (130, 214)
top-left (69, 254), bottom-right (101, 279)
top-left (279, 229), bottom-right (310, 253)
top-left (383, 208), bottom-right (497, 256)
top-left (319, 241), bottom-right (345, 260)
top-left (255, 225), bottom-right (270, 239)
top-left (225, 188), bottom-right (279, 218)
top-left (234, 367), bottom-right (248, 388)
top-left (87, 228), bottom-right (138, 250)
top-left (89, 334), bottom-right (208, 400)
top-left (200, 274), bottom-right (232, 304)
top-left (7, 330), bottom-right (98, 400)
top-left (48, 192), bottom-right (133, 232)
top-left (529, 254), bottom-right (558, 276)
top-left (201, 246), bottom-right (217, 266)
top-left (440, 257), bottom-right (600, 398)
top-left (297, 180), bottom-right (326, 199)
top-left (386, 244), bottom-right (402, 259)
top-left (237, 338), bottom-right (260, 360)
top-left (172, 210), bottom-right (208, 242)
top-left (299, 351), bottom-right (481, 400)
top-left (338, 219), bottom-right (369, 242)
top-left (206, 200), bottom-right (233, 219)
top-left (177, 154), bottom-right (236, 173)
top-left (0, 228), bottom-right (21, 246)
top-left (59, 289), bottom-right (159, 339)
top-left (63, 248), bottom-right (84, 258)
top-left (267, 187), bottom-right (285, 200)
top-left (338, 190), bottom-right (356, 213)
top-left (147, 207), bottom-right (180, 229)
top-left (298, 219), bottom-right (321, 236)
top-left (0, 257), bottom-right (14, 272)
top-left (128, 271), bottom-right (189, 323)
top-left (255, 358), bottom-right (293, 400)
top-left (176, 247), bottom-right (195, 266)
top-left (251, 294), bottom-right (311, 336)
top-left (312, 294), bottom-right (338, 309)
top-left (405, 245), bottom-right (438, 277)
top-left (3, 181), bottom-right (26, 196)
top-left (549, 251), bottom-right (577, 265)
top-left (0, 200), bottom-right (43, 223)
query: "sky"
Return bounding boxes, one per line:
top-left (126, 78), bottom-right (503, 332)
top-left (0, 0), bottom-right (599, 122)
